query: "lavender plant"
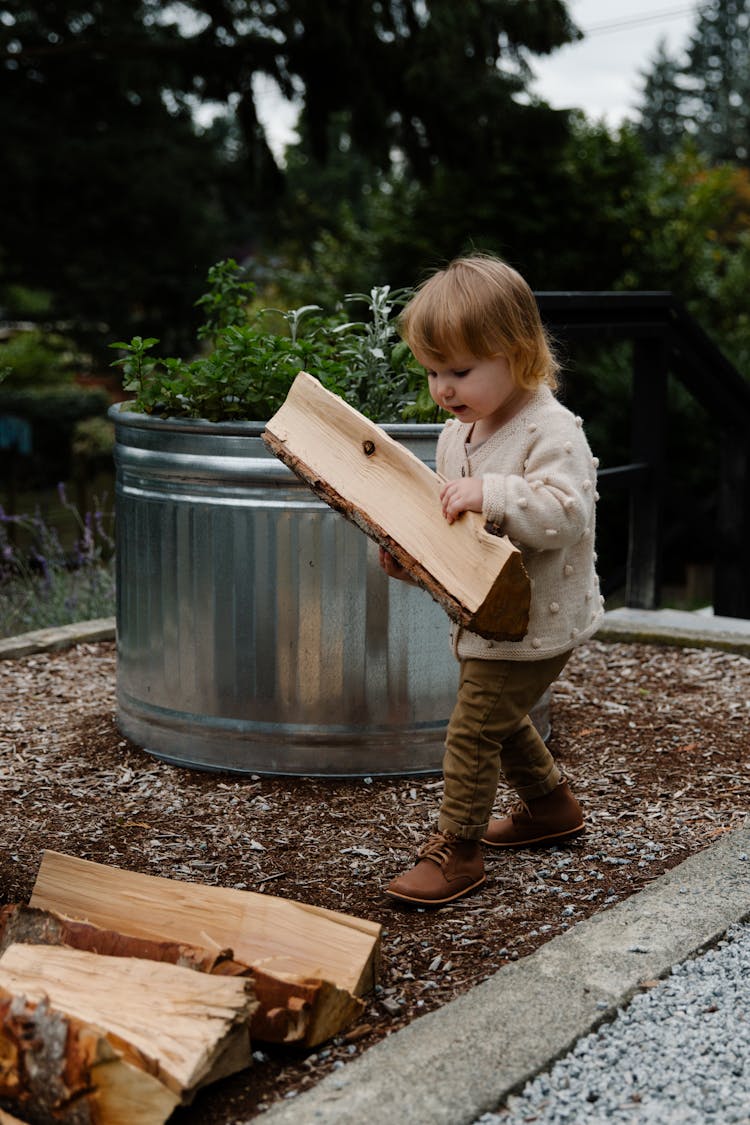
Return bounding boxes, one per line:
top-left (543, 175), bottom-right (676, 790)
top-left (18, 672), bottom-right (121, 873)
top-left (0, 486), bottom-right (115, 639)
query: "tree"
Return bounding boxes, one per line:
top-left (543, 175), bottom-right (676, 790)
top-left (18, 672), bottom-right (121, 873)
top-left (685, 0), bottom-right (750, 162)
top-left (268, 110), bottom-right (649, 309)
top-left (637, 41), bottom-right (686, 158)
top-left (171, 0), bottom-right (580, 179)
top-left (1, 1), bottom-right (584, 351)
top-left (0, 2), bottom-right (248, 353)
top-left (637, 0), bottom-right (750, 164)
top-left (620, 142), bottom-right (750, 371)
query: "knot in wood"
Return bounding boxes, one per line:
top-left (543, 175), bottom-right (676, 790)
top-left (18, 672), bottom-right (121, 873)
top-left (362, 439), bottom-right (376, 456)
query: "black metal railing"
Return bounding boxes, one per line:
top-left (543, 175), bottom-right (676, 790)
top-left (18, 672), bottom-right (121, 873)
top-left (535, 292), bottom-right (750, 619)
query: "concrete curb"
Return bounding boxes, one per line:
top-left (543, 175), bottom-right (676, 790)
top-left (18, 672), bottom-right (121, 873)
top-left (596, 607), bottom-right (750, 656)
top-left (258, 822), bottom-right (750, 1125)
top-left (0, 617), bottom-right (116, 661)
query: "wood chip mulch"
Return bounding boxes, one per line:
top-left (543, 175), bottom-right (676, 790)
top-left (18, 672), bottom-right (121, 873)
top-left (1, 637), bottom-right (749, 1122)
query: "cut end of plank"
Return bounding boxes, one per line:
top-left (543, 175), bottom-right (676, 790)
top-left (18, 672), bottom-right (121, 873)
top-left (466, 543), bottom-right (531, 640)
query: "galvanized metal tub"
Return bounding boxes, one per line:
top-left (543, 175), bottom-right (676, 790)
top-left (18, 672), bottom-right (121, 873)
top-left (110, 405), bottom-right (549, 776)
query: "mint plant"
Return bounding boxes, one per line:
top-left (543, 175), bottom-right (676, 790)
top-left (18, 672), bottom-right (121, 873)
top-left (108, 336), bottom-right (162, 408)
top-left (195, 258), bottom-right (256, 341)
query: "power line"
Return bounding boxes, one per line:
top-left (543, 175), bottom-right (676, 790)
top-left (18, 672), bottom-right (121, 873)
top-left (583, 5), bottom-right (699, 37)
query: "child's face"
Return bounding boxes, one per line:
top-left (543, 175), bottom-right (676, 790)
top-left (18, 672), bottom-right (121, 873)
top-left (418, 351), bottom-right (527, 436)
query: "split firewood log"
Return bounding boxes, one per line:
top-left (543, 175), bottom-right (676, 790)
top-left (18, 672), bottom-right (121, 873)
top-left (0, 903), bottom-right (240, 974)
top-left (0, 943), bottom-right (256, 1098)
top-left (0, 903), bottom-right (364, 1047)
top-left (0, 989), bottom-right (180, 1125)
top-left (29, 851), bottom-right (379, 1046)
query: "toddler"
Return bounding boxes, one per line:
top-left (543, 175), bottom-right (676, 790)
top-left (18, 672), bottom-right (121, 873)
top-left (380, 253), bottom-right (603, 905)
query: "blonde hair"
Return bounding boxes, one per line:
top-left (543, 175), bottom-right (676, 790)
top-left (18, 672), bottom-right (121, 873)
top-left (400, 253), bottom-right (559, 391)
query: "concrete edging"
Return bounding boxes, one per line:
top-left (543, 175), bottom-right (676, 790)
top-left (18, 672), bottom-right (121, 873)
top-left (0, 617), bottom-right (116, 661)
top-left (596, 607), bottom-right (750, 656)
top-left (258, 821), bottom-right (750, 1125)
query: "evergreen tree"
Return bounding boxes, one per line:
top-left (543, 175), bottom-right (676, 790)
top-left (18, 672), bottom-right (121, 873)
top-left (638, 41), bottom-right (686, 157)
top-left (0, 2), bottom-right (252, 351)
top-left (265, 2), bottom-right (590, 293)
top-left (685, 0), bottom-right (750, 162)
top-left (172, 0), bottom-right (580, 182)
top-left (637, 0), bottom-right (750, 164)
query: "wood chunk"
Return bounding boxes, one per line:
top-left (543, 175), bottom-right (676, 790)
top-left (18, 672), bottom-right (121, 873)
top-left (0, 990), bottom-right (180, 1125)
top-left (0, 903), bottom-right (240, 974)
top-left (29, 852), bottom-right (379, 1045)
top-left (0, 943), bottom-right (255, 1098)
top-left (247, 964), bottom-right (364, 1046)
top-left (0, 903), bottom-right (364, 1047)
top-left (30, 851), bottom-right (380, 996)
top-left (263, 371), bottom-right (530, 641)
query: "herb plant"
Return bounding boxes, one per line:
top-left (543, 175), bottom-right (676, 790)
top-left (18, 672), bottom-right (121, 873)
top-left (110, 261), bottom-right (441, 423)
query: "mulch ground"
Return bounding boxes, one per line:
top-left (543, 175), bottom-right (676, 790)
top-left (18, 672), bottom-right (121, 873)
top-left (1, 637), bottom-right (749, 1122)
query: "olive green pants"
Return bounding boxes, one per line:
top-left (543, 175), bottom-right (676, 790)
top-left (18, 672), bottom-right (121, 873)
top-left (438, 652), bottom-right (571, 841)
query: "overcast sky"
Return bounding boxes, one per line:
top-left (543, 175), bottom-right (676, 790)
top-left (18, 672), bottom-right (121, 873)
top-left (530, 0), bottom-right (698, 124)
top-left (254, 1), bottom-right (700, 160)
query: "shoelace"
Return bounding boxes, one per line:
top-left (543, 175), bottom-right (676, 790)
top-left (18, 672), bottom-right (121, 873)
top-left (417, 832), bottom-right (458, 865)
top-left (510, 799), bottom-right (530, 823)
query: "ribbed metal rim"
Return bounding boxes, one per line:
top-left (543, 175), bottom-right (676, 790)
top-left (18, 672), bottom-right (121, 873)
top-left (108, 402), bottom-right (442, 441)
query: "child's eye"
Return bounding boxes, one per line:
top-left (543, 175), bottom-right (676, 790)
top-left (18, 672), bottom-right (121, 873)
top-left (453, 369), bottom-right (470, 378)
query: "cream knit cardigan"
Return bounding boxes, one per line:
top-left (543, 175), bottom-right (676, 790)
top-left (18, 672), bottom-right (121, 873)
top-left (437, 384), bottom-right (604, 661)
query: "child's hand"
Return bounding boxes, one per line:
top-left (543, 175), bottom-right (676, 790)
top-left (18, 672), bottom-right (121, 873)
top-left (439, 478), bottom-right (484, 524)
top-left (378, 546), bottom-right (413, 582)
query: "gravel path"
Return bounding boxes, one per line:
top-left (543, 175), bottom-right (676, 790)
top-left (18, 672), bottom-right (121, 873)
top-left (479, 921), bottom-right (750, 1125)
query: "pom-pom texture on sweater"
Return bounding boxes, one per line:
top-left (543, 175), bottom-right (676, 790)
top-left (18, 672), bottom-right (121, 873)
top-left (437, 385), bottom-right (604, 661)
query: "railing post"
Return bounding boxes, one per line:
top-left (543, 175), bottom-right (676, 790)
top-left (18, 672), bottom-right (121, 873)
top-left (714, 427), bottom-right (750, 618)
top-left (627, 336), bottom-right (668, 609)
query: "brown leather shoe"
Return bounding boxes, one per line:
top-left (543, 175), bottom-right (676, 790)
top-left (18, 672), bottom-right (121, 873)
top-left (385, 832), bottom-right (486, 905)
top-left (482, 779), bottom-right (584, 848)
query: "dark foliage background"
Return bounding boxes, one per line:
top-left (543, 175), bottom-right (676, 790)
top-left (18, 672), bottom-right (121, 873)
top-left (1, 0), bottom-right (749, 601)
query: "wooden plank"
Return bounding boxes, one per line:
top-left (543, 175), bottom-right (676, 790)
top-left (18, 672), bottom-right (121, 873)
top-left (263, 371), bottom-right (530, 641)
top-left (0, 944), bottom-right (255, 1097)
top-left (0, 990), bottom-right (180, 1125)
top-left (29, 851), bottom-right (381, 997)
